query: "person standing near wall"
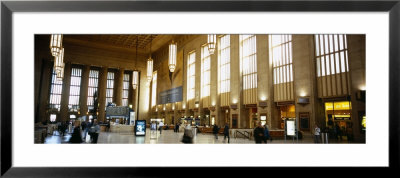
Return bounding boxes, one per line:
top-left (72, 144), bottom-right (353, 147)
top-left (314, 124), bottom-right (321, 143)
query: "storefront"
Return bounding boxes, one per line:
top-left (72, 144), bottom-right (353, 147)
top-left (324, 101), bottom-right (352, 130)
top-left (278, 104), bottom-right (295, 129)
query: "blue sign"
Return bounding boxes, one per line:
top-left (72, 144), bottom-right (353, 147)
top-left (158, 86), bottom-right (183, 104)
top-left (135, 120), bottom-right (146, 136)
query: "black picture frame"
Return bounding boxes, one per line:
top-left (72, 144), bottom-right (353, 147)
top-left (1, 0), bottom-right (399, 177)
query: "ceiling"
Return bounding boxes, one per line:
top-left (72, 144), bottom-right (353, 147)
top-left (65, 35), bottom-right (158, 49)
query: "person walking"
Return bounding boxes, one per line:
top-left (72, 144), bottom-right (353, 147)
top-left (175, 123), bottom-right (179, 133)
top-left (69, 121), bottom-right (83, 144)
top-left (223, 123), bottom-right (230, 143)
top-left (263, 124), bottom-right (270, 144)
top-left (90, 119), bottom-right (101, 143)
top-left (253, 122), bottom-right (265, 144)
top-left (158, 121), bottom-right (164, 134)
top-left (314, 124), bottom-right (321, 143)
top-left (81, 121), bottom-right (87, 140)
top-left (213, 124), bottom-right (219, 140)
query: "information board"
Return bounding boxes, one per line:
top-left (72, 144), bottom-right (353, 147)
top-left (106, 106), bottom-right (130, 117)
top-left (158, 86), bottom-right (183, 104)
top-left (286, 120), bottom-right (296, 136)
top-left (135, 120), bottom-right (146, 136)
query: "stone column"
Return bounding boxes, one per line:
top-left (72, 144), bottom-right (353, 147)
top-left (230, 35), bottom-right (243, 128)
top-left (115, 68), bottom-right (124, 106)
top-left (210, 39), bottom-right (220, 126)
top-left (37, 59), bottom-right (52, 123)
top-left (347, 35), bottom-right (366, 143)
top-left (79, 65), bottom-right (90, 119)
top-left (98, 67), bottom-right (108, 122)
top-left (256, 35), bottom-right (270, 127)
top-left (292, 35), bottom-right (320, 134)
top-left (60, 62), bottom-right (72, 122)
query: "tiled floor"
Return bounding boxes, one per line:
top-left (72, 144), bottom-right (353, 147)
top-left (44, 129), bottom-right (351, 144)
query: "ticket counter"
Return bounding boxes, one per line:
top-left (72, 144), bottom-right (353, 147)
top-left (110, 123), bottom-right (134, 133)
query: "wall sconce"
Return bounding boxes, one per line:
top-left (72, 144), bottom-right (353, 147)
top-left (209, 106), bottom-right (216, 112)
top-left (230, 104), bottom-right (238, 110)
top-left (232, 99), bottom-right (238, 104)
top-left (260, 96), bottom-right (267, 101)
top-left (297, 96), bottom-right (310, 104)
top-left (259, 101), bottom-right (268, 108)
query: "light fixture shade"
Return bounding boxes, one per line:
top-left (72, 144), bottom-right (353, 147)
top-left (168, 41), bottom-right (177, 72)
top-left (207, 34), bottom-right (216, 54)
top-left (54, 48), bottom-right (64, 74)
top-left (50, 34), bottom-right (63, 57)
top-left (147, 58), bottom-right (153, 82)
top-left (56, 62), bottom-right (65, 81)
top-left (132, 70), bottom-right (139, 89)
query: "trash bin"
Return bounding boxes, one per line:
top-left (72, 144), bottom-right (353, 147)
top-left (321, 132), bottom-right (329, 143)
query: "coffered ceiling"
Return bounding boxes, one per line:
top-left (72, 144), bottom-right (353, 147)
top-left (63, 35), bottom-right (176, 55)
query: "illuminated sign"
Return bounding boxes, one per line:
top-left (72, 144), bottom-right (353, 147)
top-left (135, 120), bottom-right (146, 136)
top-left (286, 120), bottom-right (296, 136)
top-left (362, 116), bottom-right (366, 130)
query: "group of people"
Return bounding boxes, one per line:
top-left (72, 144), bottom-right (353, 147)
top-left (211, 123), bottom-right (230, 143)
top-left (68, 119), bottom-right (100, 144)
top-left (253, 122), bottom-right (271, 144)
top-left (313, 123), bottom-right (354, 143)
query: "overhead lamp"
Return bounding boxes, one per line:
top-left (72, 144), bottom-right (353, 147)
top-left (54, 47), bottom-right (64, 74)
top-left (169, 41), bottom-right (177, 72)
top-left (147, 35), bottom-right (154, 83)
top-left (56, 62), bottom-right (65, 81)
top-left (147, 59), bottom-right (153, 82)
top-left (50, 34), bottom-right (63, 57)
top-left (132, 35), bottom-right (139, 90)
top-left (207, 34), bottom-right (216, 54)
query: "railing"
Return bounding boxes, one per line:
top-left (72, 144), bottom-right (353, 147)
top-left (244, 131), bottom-right (252, 139)
top-left (235, 130), bottom-right (250, 139)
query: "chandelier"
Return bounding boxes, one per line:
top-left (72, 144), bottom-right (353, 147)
top-left (207, 34), bottom-right (216, 54)
top-left (54, 47), bottom-right (64, 75)
top-left (132, 35), bottom-right (139, 90)
top-left (50, 34), bottom-right (63, 57)
top-left (132, 70), bottom-right (139, 89)
top-left (56, 62), bottom-right (65, 81)
top-left (168, 41), bottom-right (177, 72)
top-left (147, 35), bottom-right (154, 83)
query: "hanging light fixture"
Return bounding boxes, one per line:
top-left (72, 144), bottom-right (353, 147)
top-left (56, 62), bottom-right (65, 81)
top-left (54, 47), bottom-right (64, 74)
top-left (147, 35), bottom-right (154, 83)
top-left (168, 40), bottom-right (177, 72)
top-left (207, 34), bottom-right (216, 54)
top-left (132, 35), bottom-right (139, 90)
top-left (50, 34), bottom-right (63, 57)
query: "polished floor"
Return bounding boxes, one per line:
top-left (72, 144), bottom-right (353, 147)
top-left (43, 129), bottom-right (351, 144)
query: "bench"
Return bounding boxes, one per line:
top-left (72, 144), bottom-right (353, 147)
top-left (198, 127), bottom-right (224, 134)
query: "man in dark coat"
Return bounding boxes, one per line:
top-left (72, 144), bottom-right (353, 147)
top-left (223, 123), bottom-right (230, 143)
top-left (213, 124), bottom-right (219, 139)
top-left (253, 122), bottom-right (265, 144)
